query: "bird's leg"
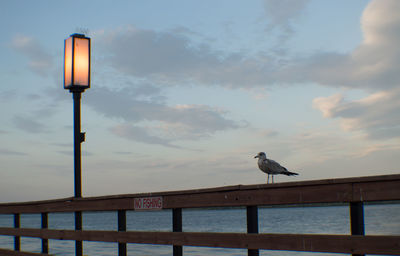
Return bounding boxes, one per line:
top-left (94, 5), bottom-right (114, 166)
top-left (267, 174), bottom-right (270, 184)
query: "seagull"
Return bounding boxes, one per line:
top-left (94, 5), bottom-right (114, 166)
top-left (254, 152), bottom-right (298, 183)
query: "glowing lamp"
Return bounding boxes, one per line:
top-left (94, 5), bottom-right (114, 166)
top-left (64, 34), bottom-right (91, 91)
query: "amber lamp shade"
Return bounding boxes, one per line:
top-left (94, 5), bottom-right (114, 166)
top-left (64, 34), bottom-right (90, 91)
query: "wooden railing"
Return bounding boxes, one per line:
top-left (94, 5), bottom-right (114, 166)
top-left (0, 174), bottom-right (400, 256)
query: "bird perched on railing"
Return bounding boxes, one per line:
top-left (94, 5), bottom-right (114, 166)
top-left (254, 152), bottom-right (298, 183)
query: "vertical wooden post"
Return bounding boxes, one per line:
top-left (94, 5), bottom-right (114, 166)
top-left (75, 211), bottom-right (82, 256)
top-left (350, 202), bottom-right (365, 256)
top-left (247, 206), bottom-right (259, 256)
top-left (118, 210), bottom-right (127, 256)
top-left (41, 213), bottom-right (48, 254)
top-left (14, 213), bottom-right (20, 251)
top-left (173, 208), bottom-right (183, 256)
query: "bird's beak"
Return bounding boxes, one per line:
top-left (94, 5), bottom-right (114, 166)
top-left (254, 155), bottom-right (258, 158)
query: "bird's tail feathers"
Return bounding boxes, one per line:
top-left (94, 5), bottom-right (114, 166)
top-left (284, 171), bottom-right (298, 176)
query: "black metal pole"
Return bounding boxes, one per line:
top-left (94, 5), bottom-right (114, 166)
top-left (173, 208), bottom-right (183, 256)
top-left (73, 91), bottom-right (84, 256)
top-left (247, 206), bottom-right (259, 256)
top-left (73, 92), bottom-right (82, 198)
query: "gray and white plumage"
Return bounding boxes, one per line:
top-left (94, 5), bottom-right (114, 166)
top-left (254, 152), bottom-right (298, 183)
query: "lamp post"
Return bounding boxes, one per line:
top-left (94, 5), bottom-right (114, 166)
top-left (64, 33), bottom-right (91, 256)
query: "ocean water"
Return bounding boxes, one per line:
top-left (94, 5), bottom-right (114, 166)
top-left (0, 203), bottom-right (399, 256)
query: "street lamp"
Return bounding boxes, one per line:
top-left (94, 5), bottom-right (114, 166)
top-left (64, 33), bottom-right (90, 198)
top-left (64, 33), bottom-right (90, 92)
top-left (64, 33), bottom-right (90, 256)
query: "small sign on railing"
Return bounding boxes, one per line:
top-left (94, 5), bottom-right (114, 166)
top-left (134, 196), bottom-right (163, 211)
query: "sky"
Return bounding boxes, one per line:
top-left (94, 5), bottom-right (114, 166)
top-left (1, 0), bottom-right (399, 202)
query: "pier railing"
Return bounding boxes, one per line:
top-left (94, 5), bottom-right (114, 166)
top-left (0, 174), bottom-right (399, 256)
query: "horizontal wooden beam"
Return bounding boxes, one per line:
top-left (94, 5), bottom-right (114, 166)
top-left (0, 228), bottom-right (399, 255)
top-left (0, 248), bottom-right (53, 256)
top-left (0, 174), bottom-right (399, 213)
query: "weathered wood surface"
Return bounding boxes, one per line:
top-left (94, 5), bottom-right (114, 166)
top-left (0, 248), bottom-right (53, 256)
top-left (0, 174), bottom-right (399, 214)
top-left (0, 228), bottom-right (399, 255)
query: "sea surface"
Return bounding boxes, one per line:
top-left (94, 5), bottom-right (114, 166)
top-left (0, 203), bottom-right (399, 256)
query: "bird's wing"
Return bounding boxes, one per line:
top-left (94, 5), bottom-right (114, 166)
top-left (259, 159), bottom-right (270, 173)
top-left (266, 159), bottom-right (288, 173)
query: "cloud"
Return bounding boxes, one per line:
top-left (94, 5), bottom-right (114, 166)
top-left (299, 145), bottom-right (400, 180)
top-left (13, 115), bottom-right (47, 133)
top-left (281, 0), bottom-right (400, 90)
top-left (260, 129), bottom-right (279, 137)
top-left (113, 151), bottom-right (132, 155)
top-left (360, 0), bottom-right (400, 46)
top-left (94, 1), bottom-right (400, 145)
top-left (10, 95), bottom-right (57, 134)
top-left (86, 85), bottom-right (240, 146)
top-left (110, 124), bottom-right (182, 149)
top-left (0, 148), bottom-right (27, 156)
top-left (11, 35), bottom-right (54, 77)
top-left (312, 94), bottom-right (343, 118)
top-left (352, 143), bottom-right (400, 158)
top-left (0, 90), bottom-right (18, 102)
top-left (98, 0), bottom-right (400, 91)
top-left (309, 0), bottom-right (400, 140)
top-left (87, 86), bottom-right (238, 131)
top-left (263, 0), bottom-right (310, 42)
top-left (97, 26), bottom-right (280, 88)
top-left (313, 89), bottom-right (400, 140)
top-left (289, 130), bottom-right (356, 162)
top-left (101, 26), bottom-right (216, 77)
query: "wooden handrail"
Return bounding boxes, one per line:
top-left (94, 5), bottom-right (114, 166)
top-left (1, 174), bottom-right (399, 214)
top-left (0, 248), bottom-right (52, 256)
top-left (0, 228), bottom-right (399, 255)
